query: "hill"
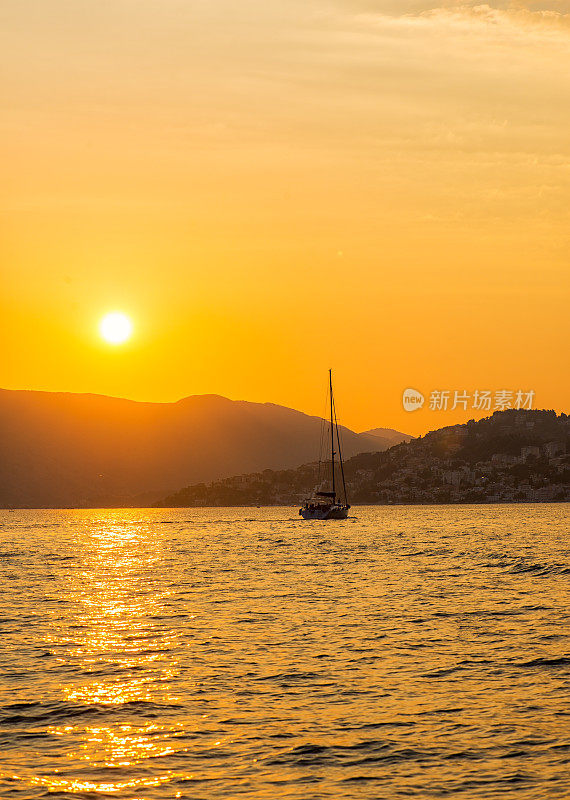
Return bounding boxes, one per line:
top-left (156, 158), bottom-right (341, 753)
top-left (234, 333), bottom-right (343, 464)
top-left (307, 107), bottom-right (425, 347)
top-left (362, 427), bottom-right (413, 448)
top-left (157, 410), bottom-right (570, 506)
top-left (0, 389), bottom-right (407, 508)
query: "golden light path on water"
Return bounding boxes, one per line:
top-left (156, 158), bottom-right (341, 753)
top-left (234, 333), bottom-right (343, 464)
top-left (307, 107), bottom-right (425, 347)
top-left (40, 516), bottom-right (186, 794)
top-left (0, 505), bottom-right (569, 799)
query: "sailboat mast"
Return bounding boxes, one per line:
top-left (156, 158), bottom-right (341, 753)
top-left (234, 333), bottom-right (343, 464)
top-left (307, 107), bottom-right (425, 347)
top-left (333, 394), bottom-right (348, 506)
top-left (329, 368), bottom-right (336, 499)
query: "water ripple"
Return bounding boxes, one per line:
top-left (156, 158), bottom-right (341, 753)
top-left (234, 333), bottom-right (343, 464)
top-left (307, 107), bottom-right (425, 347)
top-left (0, 504), bottom-right (568, 799)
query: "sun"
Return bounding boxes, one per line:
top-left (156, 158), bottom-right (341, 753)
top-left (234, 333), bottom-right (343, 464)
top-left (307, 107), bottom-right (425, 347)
top-left (99, 312), bottom-right (133, 345)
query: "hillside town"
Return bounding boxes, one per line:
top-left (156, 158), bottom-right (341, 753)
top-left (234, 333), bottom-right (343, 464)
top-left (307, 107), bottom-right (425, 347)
top-left (158, 409), bottom-right (570, 506)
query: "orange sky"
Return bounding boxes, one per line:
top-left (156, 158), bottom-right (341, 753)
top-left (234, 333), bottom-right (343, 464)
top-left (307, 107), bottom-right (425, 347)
top-left (2, 1), bottom-right (569, 436)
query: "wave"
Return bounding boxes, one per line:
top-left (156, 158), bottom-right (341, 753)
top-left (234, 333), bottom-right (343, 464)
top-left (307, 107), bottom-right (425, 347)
top-left (517, 657), bottom-right (570, 669)
top-left (0, 699), bottom-right (185, 726)
top-left (420, 666), bottom-right (464, 679)
top-left (266, 741), bottom-right (438, 769)
top-left (509, 560), bottom-right (570, 576)
top-left (483, 556), bottom-right (570, 577)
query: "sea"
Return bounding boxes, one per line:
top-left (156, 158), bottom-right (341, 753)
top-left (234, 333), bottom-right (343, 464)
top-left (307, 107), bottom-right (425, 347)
top-left (0, 505), bottom-right (569, 799)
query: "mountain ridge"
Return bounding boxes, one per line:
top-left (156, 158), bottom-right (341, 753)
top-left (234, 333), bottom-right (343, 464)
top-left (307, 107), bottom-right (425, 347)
top-left (0, 388), bottom-right (408, 508)
top-left (362, 427), bottom-right (414, 446)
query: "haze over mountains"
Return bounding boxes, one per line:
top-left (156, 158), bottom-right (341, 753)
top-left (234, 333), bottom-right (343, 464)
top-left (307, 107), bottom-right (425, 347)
top-left (362, 428), bottom-right (413, 447)
top-left (158, 410), bottom-right (570, 507)
top-left (0, 389), bottom-right (408, 508)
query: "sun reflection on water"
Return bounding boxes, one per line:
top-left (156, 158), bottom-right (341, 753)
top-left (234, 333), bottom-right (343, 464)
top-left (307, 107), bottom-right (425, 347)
top-left (49, 721), bottom-right (183, 766)
top-left (24, 770), bottom-right (183, 794)
top-left (41, 513), bottom-right (185, 793)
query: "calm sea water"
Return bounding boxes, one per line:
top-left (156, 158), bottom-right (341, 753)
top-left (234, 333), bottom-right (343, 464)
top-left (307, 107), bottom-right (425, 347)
top-left (0, 505), bottom-right (569, 799)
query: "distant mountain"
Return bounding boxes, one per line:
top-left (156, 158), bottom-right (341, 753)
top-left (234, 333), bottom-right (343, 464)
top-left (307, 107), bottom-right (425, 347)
top-left (361, 427), bottom-right (413, 448)
top-left (0, 389), bottom-right (404, 508)
top-left (157, 410), bottom-right (569, 506)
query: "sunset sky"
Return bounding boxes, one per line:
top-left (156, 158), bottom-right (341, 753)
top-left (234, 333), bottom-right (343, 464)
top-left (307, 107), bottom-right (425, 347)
top-left (2, 1), bottom-right (569, 435)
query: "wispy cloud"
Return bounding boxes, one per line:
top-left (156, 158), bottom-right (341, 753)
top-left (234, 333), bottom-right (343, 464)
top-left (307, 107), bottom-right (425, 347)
top-left (331, 1), bottom-right (570, 35)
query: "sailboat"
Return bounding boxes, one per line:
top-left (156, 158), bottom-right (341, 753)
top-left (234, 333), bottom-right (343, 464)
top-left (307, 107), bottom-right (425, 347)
top-left (299, 370), bottom-right (351, 520)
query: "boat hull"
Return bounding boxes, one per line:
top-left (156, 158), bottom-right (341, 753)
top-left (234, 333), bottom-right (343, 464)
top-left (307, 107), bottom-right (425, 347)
top-left (299, 505), bottom-right (349, 520)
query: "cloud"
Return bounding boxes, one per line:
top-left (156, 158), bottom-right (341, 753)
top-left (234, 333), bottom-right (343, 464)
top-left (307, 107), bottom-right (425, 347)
top-left (337, 1), bottom-right (570, 32)
top-left (2, 0), bottom-right (569, 232)
top-left (421, 3), bottom-right (570, 33)
top-left (343, 1), bottom-right (570, 15)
